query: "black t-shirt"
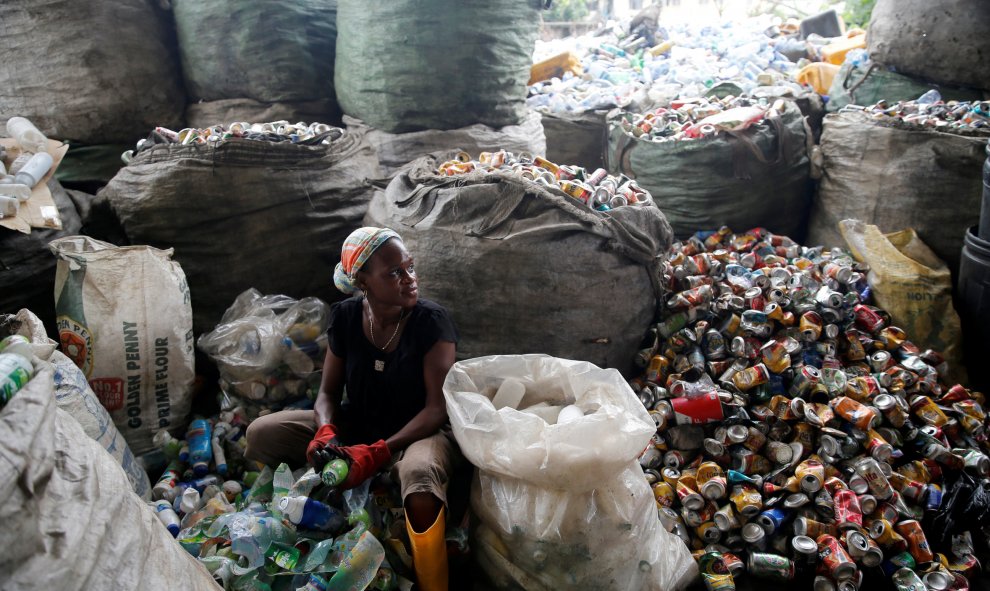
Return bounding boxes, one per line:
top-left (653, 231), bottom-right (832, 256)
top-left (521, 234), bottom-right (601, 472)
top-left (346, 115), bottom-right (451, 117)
top-left (328, 296), bottom-right (458, 444)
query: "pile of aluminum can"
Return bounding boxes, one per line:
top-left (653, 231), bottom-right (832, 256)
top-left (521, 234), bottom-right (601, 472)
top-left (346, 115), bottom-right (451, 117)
top-left (435, 151), bottom-right (654, 210)
top-left (630, 226), bottom-right (987, 591)
top-left (123, 121), bottom-right (345, 162)
top-left (614, 96), bottom-right (783, 143)
top-left (846, 91), bottom-right (990, 132)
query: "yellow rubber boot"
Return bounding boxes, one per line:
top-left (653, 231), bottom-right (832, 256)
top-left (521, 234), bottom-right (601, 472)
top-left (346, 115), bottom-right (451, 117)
top-left (405, 507), bottom-right (448, 591)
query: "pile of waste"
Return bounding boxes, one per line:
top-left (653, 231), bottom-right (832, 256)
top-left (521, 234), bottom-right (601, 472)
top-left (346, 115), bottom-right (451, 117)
top-left (122, 120), bottom-right (346, 162)
top-left (435, 150), bottom-right (653, 210)
top-left (150, 412), bottom-right (414, 590)
top-left (528, 18), bottom-right (802, 115)
top-left (630, 226), bottom-right (989, 590)
top-left (612, 96), bottom-right (781, 143)
top-left (848, 91), bottom-right (990, 132)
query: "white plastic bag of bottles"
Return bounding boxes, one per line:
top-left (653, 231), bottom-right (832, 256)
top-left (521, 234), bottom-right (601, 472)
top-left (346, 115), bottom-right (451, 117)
top-left (197, 288), bottom-right (330, 405)
top-left (49, 236), bottom-right (196, 458)
top-left (444, 354), bottom-right (698, 591)
top-left (0, 360), bottom-right (216, 590)
top-left (6, 308), bottom-right (151, 499)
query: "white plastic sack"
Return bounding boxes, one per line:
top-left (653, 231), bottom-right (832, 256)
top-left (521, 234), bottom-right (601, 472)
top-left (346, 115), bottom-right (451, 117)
top-left (345, 110), bottom-right (547, 178)
top-left (445, 354), bottom-right (697, 591)
top-left (0, 360), bottom-right (218, 590)
top-left (50, 236), bottom-right (196, 457)
top-left (11, 308), bottom-right (151, 499)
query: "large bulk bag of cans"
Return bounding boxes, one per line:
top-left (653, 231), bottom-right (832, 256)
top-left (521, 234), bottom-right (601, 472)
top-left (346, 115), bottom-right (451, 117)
top-left (808, 109), bottom-right (989, 274)
top-left (0, 0), bottom-right (184, 144)
top-left (0, 360), bottom-right (217, 590)
top-left (100, 123), bottom-right (379, 335)
top-left (173, 0), bottom-right (339, 126)
top-left (868, 0), bottom-right (990, 92)
top-left (606, 100), bottom-right (812, 241)
top-left (445, 354), bottom-right (698, 591)
top-left (5, 309), bottom-right (151, 499)
top-left (334, 0), bottom-right (544, 133)
top-left (541, 110), bottom-right (609, 172)
top-left (345, 111), bottom-right (547, 179)
top-left (49, 236), bottom-right (196, 458)
top-left (0, 181), bottom-right (82, 333)
top-left (365, 152), bottom-right (673, 376)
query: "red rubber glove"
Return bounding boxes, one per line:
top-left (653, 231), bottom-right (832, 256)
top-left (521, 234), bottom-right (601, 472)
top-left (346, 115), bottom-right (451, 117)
top-left (306, 423), bottom-right (342, 466)
top-left (339, 440), bottom-right (392, 490)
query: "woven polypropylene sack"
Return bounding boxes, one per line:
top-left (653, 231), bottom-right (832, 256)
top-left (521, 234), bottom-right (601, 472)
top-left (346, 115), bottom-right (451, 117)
top-left (606, 101), bottom-right (812, 241)
top-left (0, 0), bottom-right (184, 144)
top-left (173, 0), bottom-right (338, 106)
top-left (334, 0), bottom-right (543, 133)
top-left (869, 0), bottom-right (990, 91)
top-left (808, 111), bottom-right (989, 274)
top-left (49, 236), bottom-right (196, 457)
top-left (365, 154), bottom-right (672, 377)
top-left (12, 308), bottom-right (151, 499)
top-left (100, 131), bottom-right (380, 335)
top-left (0, 362), bottom-right (217, 591)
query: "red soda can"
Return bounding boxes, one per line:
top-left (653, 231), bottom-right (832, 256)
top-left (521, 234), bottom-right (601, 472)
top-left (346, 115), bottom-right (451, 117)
top-left (834, 489), bottom-right (864, 529)
top-left (670, 392), bottom-right (725, 425)
top-left (853, 304), bottom-right (886, 333)
top-left (817, 534), bottom-right (857, 581)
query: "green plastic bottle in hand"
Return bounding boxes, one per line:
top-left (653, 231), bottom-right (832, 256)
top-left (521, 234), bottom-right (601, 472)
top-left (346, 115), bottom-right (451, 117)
top-left (321, 458), bottom-right (349, 487)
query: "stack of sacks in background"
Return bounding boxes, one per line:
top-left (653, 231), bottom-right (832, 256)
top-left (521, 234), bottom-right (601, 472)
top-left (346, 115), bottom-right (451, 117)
top-left (334, 0), bottom-right (549, 178)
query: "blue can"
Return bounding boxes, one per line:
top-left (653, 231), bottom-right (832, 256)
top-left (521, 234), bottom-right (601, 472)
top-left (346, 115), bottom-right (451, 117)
top-left (756, 506), bottom-right (790, 535)
top-left (924, 484), bottom-right (943, 511)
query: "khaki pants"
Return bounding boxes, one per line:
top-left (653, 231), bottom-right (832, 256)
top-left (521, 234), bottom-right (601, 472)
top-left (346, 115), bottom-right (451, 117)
top-left (244, 409), bottom-right (461, 505)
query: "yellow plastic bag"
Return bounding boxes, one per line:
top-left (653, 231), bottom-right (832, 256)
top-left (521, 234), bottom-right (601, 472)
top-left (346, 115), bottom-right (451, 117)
top-left (840, 219), bottom-right (968, 385)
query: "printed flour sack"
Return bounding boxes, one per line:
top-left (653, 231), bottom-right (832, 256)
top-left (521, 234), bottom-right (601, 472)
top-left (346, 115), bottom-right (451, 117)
top-left (49, 236), bottom-right (195, 456)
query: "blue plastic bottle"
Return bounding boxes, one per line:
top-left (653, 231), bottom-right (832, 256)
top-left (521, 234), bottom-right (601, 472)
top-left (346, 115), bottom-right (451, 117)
top-left (186, 419), bottom-right (212, 477)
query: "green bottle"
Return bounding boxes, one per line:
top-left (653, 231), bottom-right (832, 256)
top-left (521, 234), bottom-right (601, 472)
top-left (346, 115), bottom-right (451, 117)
top-left (321, 458), bottom-right (349, 487)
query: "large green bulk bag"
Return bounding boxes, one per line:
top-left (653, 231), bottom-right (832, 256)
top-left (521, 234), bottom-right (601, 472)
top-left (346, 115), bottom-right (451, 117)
top-left (100, 130), bottom-right (379, 335)
top-left (335, 0), bottom-right (544, 133)
top-left (173, 0), bottom-right (339, 122)
top-left (606, 101), bottom-right (812, 241)
top-left (869, 0), bottom-right (990, 91)
top-left (0, 0), bottom-right (184, 144)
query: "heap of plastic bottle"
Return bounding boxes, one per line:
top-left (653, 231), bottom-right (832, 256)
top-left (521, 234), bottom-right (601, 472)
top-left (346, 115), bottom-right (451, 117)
top-left (123, 120), bottom-right (345, 162)
top-left (148, 410), bottom-right (413, 590)
top-left (528, 18), bottom-right (800, 115)
top-left (847, 90), bottom-right (990, 132)
top-left (629, 226), bottom-right (988, 591)
top-left (435, 150), bottom-right (653, 211)
top-left (614, 96), bottom-right (781, 143)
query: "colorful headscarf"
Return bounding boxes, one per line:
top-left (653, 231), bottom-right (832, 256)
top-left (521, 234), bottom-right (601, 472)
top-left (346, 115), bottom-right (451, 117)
top-left (333, 227), bottom-right (401, 295)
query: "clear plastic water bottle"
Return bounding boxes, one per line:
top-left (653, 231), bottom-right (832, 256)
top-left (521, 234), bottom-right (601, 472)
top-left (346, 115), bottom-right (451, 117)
top-left (5, 117), bottom-right (49, 154)
top-left (917, 89), bottom-right (942, 105)
top-left (13, 152), bottom-right (54, 189)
